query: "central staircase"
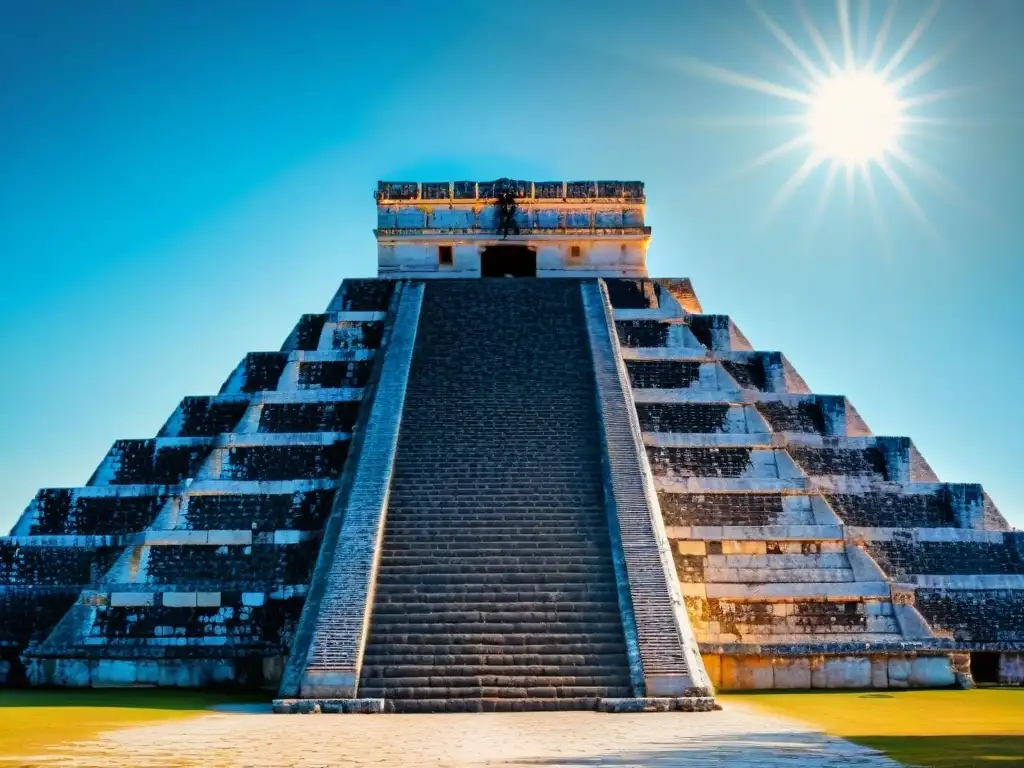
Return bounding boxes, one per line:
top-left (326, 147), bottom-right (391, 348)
top-left (358, 280), bottom-right (633, 712)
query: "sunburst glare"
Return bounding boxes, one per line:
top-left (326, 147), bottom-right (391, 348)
top-left (806, 69), bottom-right (903, 165)
top-left (675, 0), bottom-right (988, 242)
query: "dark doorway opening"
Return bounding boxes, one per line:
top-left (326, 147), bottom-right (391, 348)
top-left (480, 245), bottom-right (536, 277)
top-left (970, 652), bottom-right (1001, 684)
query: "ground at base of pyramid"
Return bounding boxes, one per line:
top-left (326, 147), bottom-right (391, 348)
top-left (2, 689), bottom-right (1023, 768)
top-left (1, 179), bottom-right (1021, 715)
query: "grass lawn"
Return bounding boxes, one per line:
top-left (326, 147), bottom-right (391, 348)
top-left (726, 688), bottom-right (1024, 768)
top-left (0, 689), bottom-right (264, 763)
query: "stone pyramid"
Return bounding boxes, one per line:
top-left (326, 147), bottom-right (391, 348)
top-left (1, 179), bottom-right (1020, 713)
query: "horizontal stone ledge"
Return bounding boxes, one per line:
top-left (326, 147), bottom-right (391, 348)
top-left (704, 581), bottom-right (892, 600)
top-left (597, 697), bottom-right (717, 713)
top-left (632, 388), bottom-right (745, 404)
top-left (273, 698), bottom-right (385, 714)
top-left (914, 574), bottom-right (1024, 589)
top-left (644, 433), bottom-right (772, 448)
top-left (82, 635), bottom-right (238, 647)
top-left (1, 534), bottom-right (120, 547)
top-left (614, 308), bottom-right (681, 321)
top-left (331, 311), bottom-right (386, 322)
top-left (667, 524), bottom-right (843, 541)
top-left (846, 527), bottom-right (1004, 543)
top-left (185, 479), bottom-right (335, 495)
top-left (100, 584), bottom-right (309, 601)
top-left (289, 349), bottom-right (375, 363)
top-left (699, 641), bottom-right (958, 655)
top-left (655, 478), bottom-right (808, 493)
top-left (375, 227), bottom-right (651, 238)
top-left (30, 484), bottom-right (176, 499)
top-left (206, 432), bottom-right (351, 449)
top-left (130, 530), bottom-right (316, 546)
top-left (248, 388), bottom-right (364, 405)
top-left (620, 347), bottom-right (711, 361)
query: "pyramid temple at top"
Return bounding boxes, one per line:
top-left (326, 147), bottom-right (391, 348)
top-left (2, 179), bottom-right (1022, 713)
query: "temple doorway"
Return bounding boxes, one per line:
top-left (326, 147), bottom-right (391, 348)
top-left (480, 245), bottom-right (536, 277)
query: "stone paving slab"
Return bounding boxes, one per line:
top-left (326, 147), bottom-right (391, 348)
top-left (10, 701), bottom-right (901, 767)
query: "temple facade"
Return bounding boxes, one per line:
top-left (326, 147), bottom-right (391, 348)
top-left (1, 179), bottom-right (1021, 713)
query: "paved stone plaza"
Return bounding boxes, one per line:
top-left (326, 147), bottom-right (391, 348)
top-left (13, 702), bottom-right (899, 767)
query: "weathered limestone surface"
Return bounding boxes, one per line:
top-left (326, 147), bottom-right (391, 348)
top-left (606, 276), bottom-right (1020, 690)
top-left (2, 179), bottom-right (1020, 700)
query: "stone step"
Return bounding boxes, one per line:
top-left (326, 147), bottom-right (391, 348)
top-left (370, 610), bottom-right (620, 624)
top-left (372, 600), bottom-right (617, 613)
top-left (383, 528), bottom-right (610, 540)
top-left (378, 555), bottom-right (613, 567)
top-left (384, 510), bottom-right (606, 520)
top-left (375, 572), bottom-right (619, 586)
top-left (380, 697), bottom-right (608, 713)
top-left (363, 640), bottom-right (627, 657)
top-left (373, 582), bottom-right (620, 596)
top-left (360, 685), bottom-right (631, 700)
top-left (375, 562), bottom-right (615, 575)
top-left (388, 501), bottom-right (604, 508)
top-left (359, 653), bottom-right (627, 667)
top-left (360, 664), bottom-right (627, 678)
top-left (367, 620), bottom-right (624, 635)
top-left (382, 524), bottom-right (608, 535)
top-left (382, 536), bottom-right (606, 548)
top-left (360, 674), bottom-right (631, 689)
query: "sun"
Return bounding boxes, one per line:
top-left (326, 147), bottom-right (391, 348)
top-left (668, 0), bottom-right (985, 241)
top-left (806, 69), bottom-right (904, 166)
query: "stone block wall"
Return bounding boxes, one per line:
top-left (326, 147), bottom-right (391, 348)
top-left (637, 403), bottom-right (731, 433)
top-left (721, 357), bottom-right (770, 390)
top-left (182, 491), bottom-right (334, 533)
top-left (235, 353), bottom-right (290, 393)
top-left (647, 446), bottom-right (754, 478)
top-left (160, 397), bottom-right (249, 438)
top-left (787, 446), bottom-right (889, 480)
top-left (626, 360), bottom-right (702, 389)
top-left (5, 278), bottom-right (396, 688)
top-left (332, 321), bottom-right (384, 352)
top-left (659, 493), bottom-right (801, 527)
top-left (145, 542), bottom-right (319, 590)
top-left (1, 543), bottom-right (119, 586)
top-left (915, 589), bottom-right (1024, 644)
top-left (756, 402), bottom-right (826, 435)
top-left (219, 443), bottom-right (349, 482)
top-left (826, 491), bottom-right (956, 528)
top-left (92, 440), bottom-right (214, 486)
top-left (28, 491), bottom-right (168, 536)
top-left (866, 536), bottom-right (1024, 579)
top-left (257, 402), bottom-right (361, 434)
top-left (616, 278), bottom-right (1018, 689)
top-left (603, 278), bottom-right (658, 309)
top-left (616, 320), bottom-right (670, 348)
top-left (289, 315), bottom-right (329, 352)
top-left (326, 279), bottom-right (395, 313)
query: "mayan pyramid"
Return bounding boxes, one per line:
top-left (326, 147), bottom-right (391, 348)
top-left (1, 179), bottom-right (1020, 713)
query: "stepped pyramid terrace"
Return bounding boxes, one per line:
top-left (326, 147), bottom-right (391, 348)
top-left (2, 178), bottom-right (1022, 714)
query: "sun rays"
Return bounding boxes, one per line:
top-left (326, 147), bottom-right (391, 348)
top-left (673, 0), bottom-right (988, 244)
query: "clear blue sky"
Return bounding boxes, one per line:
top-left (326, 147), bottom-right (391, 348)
top-left (1, 0), bottom-right (1022, 533)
